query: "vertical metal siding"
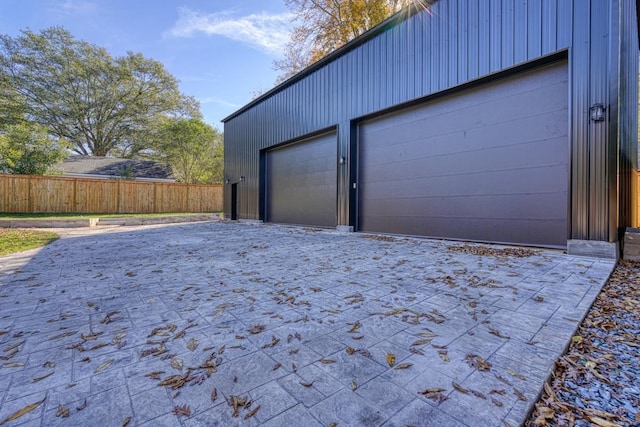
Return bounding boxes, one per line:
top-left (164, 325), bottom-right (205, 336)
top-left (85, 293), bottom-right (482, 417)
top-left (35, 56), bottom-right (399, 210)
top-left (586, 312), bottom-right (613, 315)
top-left (223, 0), bottom-right (629, 245)
top-left (617, 0), bottom-right (639, 230)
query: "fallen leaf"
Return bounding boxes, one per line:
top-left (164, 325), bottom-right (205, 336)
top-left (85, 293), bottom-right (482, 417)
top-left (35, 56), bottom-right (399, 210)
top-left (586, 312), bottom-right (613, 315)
top-left (273, 363), bottom-right (282, 370)
top-left (506, 368), bottom-right (526, 380)
top-left (588, 417), bottom-right (621, 427)
top-left (320, 359), bottom-right (336, 364)
top-left (420, 387), bottom-right (446, 394)
top-left (533, 296), bottom-right (544, 302)
top-left (513, 388), bottom-right (527, 401)
top-left (488, 328), bottom-right (510, 339)
top-left (244, 405), bottom-right (260, 420)
top-left (32, 371), bottom-right (54, 382)
top-left (347, 321), bottom-right (361, 333)
top-left (439, 351), bottom-right (450, 362)
top-left (76, 399), bottom-right (87, 411)
top-left (43, 361), bottom-right (55, 368)
top-left (386, 353), bottom-right (396, 367)
top-left (172, 404), bottom-right (191, 417)
top-left (300, 381), bottom-right (314, 387)
top-left (465, 354), bottom-right (491, 371)
top-left (94, 359), bottom-right (113, 374)
top-left (122, 416), bottom-right (131, 426)
top-left (248, 324), bottom-right (265, 334)
top-left (170, 358), bottom-right (183, 371)
top-left (186, 338), bottom-right (199, 352)
top-left (411, 338), bottom-right (433, 346)
top-left (0, 398), bottom-right (45, 425)
top-left (346, 347), bottom-right (355, 355)
top-left (2, 362), bottom-right (24, 368)
top-left (394, 363), bottom-right (413, 370)
top-left (351, 380), bottom-right (358, 391)
top-left (452, 382), bottom-right (469, 394)
top-left (56, 404), bottom-right (70, 418)
top-left (491, 398), bottom-right (504, 407)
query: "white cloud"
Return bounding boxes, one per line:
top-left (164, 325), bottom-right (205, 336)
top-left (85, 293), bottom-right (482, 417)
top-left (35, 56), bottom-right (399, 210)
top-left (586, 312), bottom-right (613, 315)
top-left (199, 96), bottom-right (242, 108)
top-left (56, 0), bottom-right (99, 15)
top-left (167, 8), bottom-right (293, 54)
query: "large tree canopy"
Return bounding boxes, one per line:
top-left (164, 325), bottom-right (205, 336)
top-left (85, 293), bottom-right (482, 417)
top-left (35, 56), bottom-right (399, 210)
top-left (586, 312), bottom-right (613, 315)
top-left (150, 118), bottom-right (223, 184)
top-left (0, 27), bottom-right (199, 157)
top-left (275, 0), bottom-right (419, 80)
top-left (0, 123), bottom-right (68, 175)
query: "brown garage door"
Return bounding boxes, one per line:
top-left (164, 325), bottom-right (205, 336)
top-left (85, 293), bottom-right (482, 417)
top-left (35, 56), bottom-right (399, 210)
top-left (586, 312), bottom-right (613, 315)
top-left (266, 131), bottom-right (337, 227)
top-left (358, 60), bottom-right (568, 247)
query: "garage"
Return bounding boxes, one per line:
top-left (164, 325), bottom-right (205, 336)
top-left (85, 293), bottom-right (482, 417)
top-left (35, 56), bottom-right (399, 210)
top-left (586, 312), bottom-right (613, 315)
top-left (265, 131), bottom-right (337, 227)
top-left (358, 61), bottom-right (569, 247)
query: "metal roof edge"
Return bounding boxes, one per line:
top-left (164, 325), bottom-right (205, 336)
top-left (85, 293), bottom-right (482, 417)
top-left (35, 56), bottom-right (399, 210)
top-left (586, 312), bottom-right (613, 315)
top-left (221, 2), bottom-right (427, 123)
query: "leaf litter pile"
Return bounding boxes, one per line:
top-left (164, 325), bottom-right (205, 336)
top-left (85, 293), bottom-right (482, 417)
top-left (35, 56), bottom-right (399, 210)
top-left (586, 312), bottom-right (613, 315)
top-left (528, 261), bottom-right (640, 427)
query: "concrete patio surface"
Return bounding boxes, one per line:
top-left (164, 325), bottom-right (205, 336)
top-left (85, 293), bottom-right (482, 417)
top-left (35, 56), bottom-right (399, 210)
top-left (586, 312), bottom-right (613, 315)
top-left (0, 222), bottom-right (615, 426)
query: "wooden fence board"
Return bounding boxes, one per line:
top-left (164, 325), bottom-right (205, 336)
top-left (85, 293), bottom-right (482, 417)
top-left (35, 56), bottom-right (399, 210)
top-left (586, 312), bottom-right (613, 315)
top-left (0, 174), bottom-right (222, 214)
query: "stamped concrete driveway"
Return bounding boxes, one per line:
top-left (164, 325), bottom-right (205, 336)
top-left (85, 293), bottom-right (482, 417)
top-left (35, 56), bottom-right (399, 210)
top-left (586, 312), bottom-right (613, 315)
top-left (0, 222), bottom-right (615, 426)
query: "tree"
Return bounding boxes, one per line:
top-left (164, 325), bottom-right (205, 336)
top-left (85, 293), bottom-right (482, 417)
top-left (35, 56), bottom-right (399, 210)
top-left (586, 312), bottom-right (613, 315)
top-left (275, 0), bottom-right (418, 80)
top-left (0, 27), bottom-right (198, 157)
top-left (151, 118), bottom-right (223, 184)
top-left (0, 123), bottom-right (68, 175)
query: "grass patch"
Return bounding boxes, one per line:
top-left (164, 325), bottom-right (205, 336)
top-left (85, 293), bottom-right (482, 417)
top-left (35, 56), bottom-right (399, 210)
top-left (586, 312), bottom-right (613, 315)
top-left (0, 228), bottom-right (59, 256)
top-left (0, 212), bottom-right (218, 220)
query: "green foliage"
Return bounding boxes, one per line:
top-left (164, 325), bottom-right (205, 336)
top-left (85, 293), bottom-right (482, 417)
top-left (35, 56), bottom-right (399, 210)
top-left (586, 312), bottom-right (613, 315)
top-left (0, 123), bottom-right (68, 175)
top-left (151, 118), bottom-right (223, 184)
top-left (0, 27), bottom-right (200, 157)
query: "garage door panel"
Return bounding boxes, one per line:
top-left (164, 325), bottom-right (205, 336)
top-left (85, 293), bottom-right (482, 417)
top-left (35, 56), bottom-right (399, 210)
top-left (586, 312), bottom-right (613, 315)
top-left (362, 137), bottom-right (568, 184)
top-left (361, 78), bottom-right (568, 146)
top-left (358, 61), bottom-right (568, 247)
top-left (267, 132), bottom-right (337, 227)
top-left (361, 192), bottom-right (568, 220)
top-left (361, 107), bottom-right (568, 168)
top-left (361, 163), bottom-right (568, 200)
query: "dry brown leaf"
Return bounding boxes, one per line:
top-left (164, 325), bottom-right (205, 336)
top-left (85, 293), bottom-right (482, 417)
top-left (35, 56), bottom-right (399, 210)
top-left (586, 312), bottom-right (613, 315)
top-left (452, 382), bottom-right (469, 394)
top-left (420, 387), bottom-right (446, 394)
top-left (2, 362), bottom-right (24, 368)
top-left (76, 399), bottom-right (87, 411)
top-left (211, 388), bottom-right (218, 402)
top-left (506, 368), bottom-right (526, 380)
top-left (122, 416), bottom-right (131, 426)
top-left (273, 363), bottom-right (282, 370)
top-left (488, 328), bottom-right (510, 339)
top-left (172, 404), bottom-right (191, 417)
top-left (513, 388), bottom-right (527, 401)
top-left (465, 354), bottom-right (491, 371)
top-left (244, 405), bottom-right (260, 420)
top-left (186, 338), bottom-right (199, 351)
top-left (587, 417), bottom-right (621, 427)
top-left (32, 371), bottom-right (54, 383)
top-left (56, 404), bottom-right (70, 418)
top-left (351, 380), bottom-right (358, 391)
top-left (170, 358), bottom-right (183, 371)
top-left (248, 324), bottom-right (265, 334)
top-left (94, 359), bottom-right (113, 374)
top-left (300, 381), bottom-right (314, 387)
top-left (347, 321), bottom-right (361, 333)
top-left (394, 363), bottom-right (413, 370)
top-left (0, 398), bottom-right (45, 425)
top-left (386, 353), bottom-right (396, 367)
top-left (491, 398), bottom-right (504, 407)
top-left (320, 359), bottom-right (336, 364)
top-left (346, 347), bottom-right (355, 355)
top-left (411, 338), bottom-right (433, 346)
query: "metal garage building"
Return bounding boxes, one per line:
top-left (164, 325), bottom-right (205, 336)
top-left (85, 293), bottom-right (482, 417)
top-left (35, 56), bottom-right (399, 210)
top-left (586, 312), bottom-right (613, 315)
top-left (222, 0), bottom-right (639, 255)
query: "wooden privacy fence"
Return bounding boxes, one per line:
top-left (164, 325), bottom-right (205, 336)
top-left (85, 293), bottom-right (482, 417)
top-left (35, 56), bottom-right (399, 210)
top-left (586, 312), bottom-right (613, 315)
top-left (0, 174), bottom-right (223, 214)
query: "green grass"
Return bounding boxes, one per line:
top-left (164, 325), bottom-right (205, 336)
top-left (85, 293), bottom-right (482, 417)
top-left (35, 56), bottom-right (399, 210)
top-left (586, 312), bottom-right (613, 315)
top-left (0, 212), bottom-right (218, 220)
top-left (0, 228), bottom-right (59, 256)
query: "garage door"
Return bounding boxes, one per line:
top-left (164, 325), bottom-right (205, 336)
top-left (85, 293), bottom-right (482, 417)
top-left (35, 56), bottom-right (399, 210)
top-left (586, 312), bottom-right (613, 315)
top-left (266, 131), bottom-right (337, 227)
top-left (358, 61), bottom-right (568, 247)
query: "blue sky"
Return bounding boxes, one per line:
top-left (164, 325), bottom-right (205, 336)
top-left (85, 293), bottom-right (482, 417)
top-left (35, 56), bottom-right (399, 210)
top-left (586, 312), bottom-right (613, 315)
top-left (0, 0), bottom-right (294, 129)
